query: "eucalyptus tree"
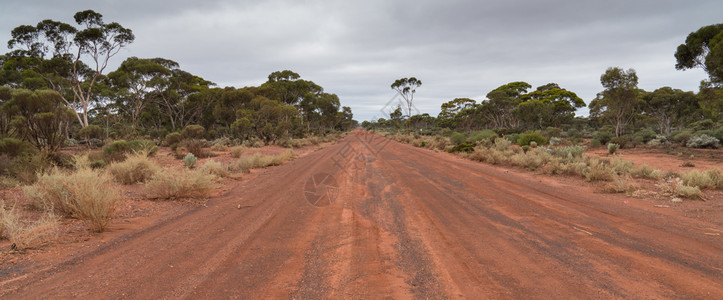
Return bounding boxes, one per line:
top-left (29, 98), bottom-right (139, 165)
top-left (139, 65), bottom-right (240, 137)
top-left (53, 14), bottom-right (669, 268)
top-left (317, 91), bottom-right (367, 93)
top-left (391, 77), bottom-right (422, 122)
top-left (516, 83), bottom-right (585, 129)
top-left (675, 23), bottom-right (723, 85)
top-left (589, 67), bottom-right (642, 137)
top-left (641, 87), bottom-right (697, 135)
top-left (6, 10), bottom-right (135, 127)
top-left (478, 81), bottom-right (531, 129)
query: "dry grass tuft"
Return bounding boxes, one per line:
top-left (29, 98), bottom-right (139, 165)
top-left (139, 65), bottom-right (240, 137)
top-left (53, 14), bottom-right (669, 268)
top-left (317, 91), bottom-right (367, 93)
top-left (229, 146), bottom-right (248, 158)
top-left (681, 168), bottom-right (722, 190)
top-left (107, 152), bottom-right (160, 184)
top-left (23, 167), bottom-right (119, 232)
top-left (230, 150), bottom-right (297, 173)
top-left (145, 169), bottom-right (216, 200)
top-left (199, 160), bottom-right (230, 177)
top-left (0, 203), bottom-right (58, 251)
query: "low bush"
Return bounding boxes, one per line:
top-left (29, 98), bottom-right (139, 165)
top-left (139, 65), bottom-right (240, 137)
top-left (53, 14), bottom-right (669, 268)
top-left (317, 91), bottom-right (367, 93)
top-left (210, 144), bottom-right (229, 152)
top-left (447, 141), bottom-right (476, 153)
top-left (23, 166), bottom-right (119, 232)
top-left (103, 139), bottom-right (158, 162)
top-left (607, 143), bottom-right (619, 155)
top-left (469, 130), bottom-right (497, 142)
top-left (609, 136), bottom-right (629, 149)
top-left (590, 139), bottom-right (602, 147)
top-left (685, 134), bottom-right (720, 149)
top-left (145, 169), bottom-right (215, 200)
top-left (672, 130), bottom-right (693, 145)
top-left (675, 183), bottom-right (702, 199)
top-left (107, 152), bottom-right (160, 184)
top-left (450, 132), bottom-right (467, 145)
top-left (164, 132), bottom-right (182, 148)
top-left (230, 150), bottom-right (297, 173)
top-left (631, 164), bottom-right (664, 180)
top-left (0, 137), bottom-right (34, 157)
top-left (0, 203), bottom-right (58, 251)
top-left (182, 139), bottom-right (211, 158)
top-left (183, 153), bottom-right (197, 168)
top-left (517, 131), bottom-right (547, 146)
top-left (181, 124), bottom-right (205, 140)
top-left (633, 128), bottom-right (657, 143)
top-left (594, 131), bottom-right (614, 145)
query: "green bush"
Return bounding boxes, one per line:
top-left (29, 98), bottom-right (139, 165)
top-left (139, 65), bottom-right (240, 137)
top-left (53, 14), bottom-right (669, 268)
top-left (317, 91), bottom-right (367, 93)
top-left (450, 132), bottom-right (468, 145)
top-left (0, 138), bottom-right (33, 157)
top-left (78, 125), bottom-right (103, 141)
top-left (517, 131), bottom-right (547, 146)
top-left (544, 127), bottom-right (562, 138)
top-left (633, 128), bottom-right (657, 143)
top-left (608, 143), bottom-right (619, 155)
top-left (181, 125), bottom-right (205, 140)
top-left (469, 130), bottom-right (497, 142)
top-left (672, 130), bottom-right (693, 145)
top-left (183, 153), bottom-right (197, 168)
top-left (594, 131), bottom-right (614, 145)
top-left (164, 132), bottom-right (182, 147)
top-left (689, 119), bottom-right (714, 131)
top-left (182, 139), bottom-right (210, 158)
top-left (686, 134), bottom-right (720, 149)
top-left (609, 136), bottom-right (630, 149)
top-left (446, 141), bottom-right (476, 153)
top-left (102, 139), bottom-right (157, 162)
top-left (713, 127), bottom-right (723, 141)
top-left (590, 139), bottom-right (602, 147)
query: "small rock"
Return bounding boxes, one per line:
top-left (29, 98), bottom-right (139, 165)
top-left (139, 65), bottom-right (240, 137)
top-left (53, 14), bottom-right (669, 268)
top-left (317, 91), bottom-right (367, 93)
top-left (237, 204), bottom-right (241, 209)
top-left (671, 197), bottom-right (683, 203)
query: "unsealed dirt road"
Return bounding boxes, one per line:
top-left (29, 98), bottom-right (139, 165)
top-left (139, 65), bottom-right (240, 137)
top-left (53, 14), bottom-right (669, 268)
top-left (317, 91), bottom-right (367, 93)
top-left (1, 131), bottom-right (721, 298)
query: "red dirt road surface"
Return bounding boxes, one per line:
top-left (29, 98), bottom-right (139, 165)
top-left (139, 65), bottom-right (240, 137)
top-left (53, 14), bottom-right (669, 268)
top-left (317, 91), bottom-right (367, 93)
top-left (1, 131), bottom-right (721, 298)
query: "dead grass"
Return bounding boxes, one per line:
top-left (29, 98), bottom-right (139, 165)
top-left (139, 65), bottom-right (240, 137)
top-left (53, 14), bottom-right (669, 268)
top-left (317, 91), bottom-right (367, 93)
top-left (23, 166), bottom-right (119, 232)
top-left (145, 169), bottom-right (216, 200)
top-left (229, 146), bottom-right (248, 158)
top-left (198, 160), bottom-right (230, 177)
top-left (230, 150), bottom-right (297, 173)
top-left (681, 168), bottom-right (722, 190)
top-left (0, 203), bottom-right (58, 251)
top-left (107, 152), bottom-right (161, 184)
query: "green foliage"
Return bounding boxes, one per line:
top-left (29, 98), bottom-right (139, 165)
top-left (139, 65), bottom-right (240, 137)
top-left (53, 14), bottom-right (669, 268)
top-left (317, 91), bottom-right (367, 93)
top-left (102, 139), bottom-right (157, 162)
top-left (181, 125), bottom-right (205, 139)
top-left (672, 130), bottom-right (694, 145)
top-left (609, 136), bottom-right (630, 149)
top-left (517, 131), bottom-right (547, 146)
top-left (0, 138), bottom-right (33, 157)
top-left (686, 134), bottom-right (720, 148)
top-left (633, 128), bottom-right (657, 143)
top-left (164, 132), bottom-right (182, 147)
top-left (469, 130), bottom-right (497, 142)
top-left (446, 142), bottom-right (476, 153)
top-left (608, 143), bottom-right (620, 154)
top-left (78, 125), bottom-right (103, 141)
top-left (182, 139), bottom-right (210, 158)
top-left (675, 23), bottom-right (723, 84)
top-left (2, 89), bottom-right (74, 152)
top-left (183, 153), bottom-right (197, 168)
top-left (450, 132), bottom-right (467, 145)
top-left (594, 130), bottom-right (614, 145)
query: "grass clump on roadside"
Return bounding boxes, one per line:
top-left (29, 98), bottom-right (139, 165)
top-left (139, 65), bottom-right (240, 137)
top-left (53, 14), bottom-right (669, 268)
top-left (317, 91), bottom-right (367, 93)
top-left (230, 150), bottom-right (297, 173)
top-left (106, 152), bottom-right (160, 184)
top-left (0, 202), bottom-right (59, 251)
top-left (145, 169), bottom-right (216, 200)
top-left (23, 159), bottom-right (119, 232)
top-left (229, 145), bottom-right (248, 158)
top-left (198, 160), bottom-right (230, 177)
top-left (680, 168), bottom-right (722, 190)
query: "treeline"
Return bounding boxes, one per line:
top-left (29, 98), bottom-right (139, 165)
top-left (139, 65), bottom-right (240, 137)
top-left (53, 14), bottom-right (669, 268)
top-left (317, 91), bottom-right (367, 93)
top-left (0, 10), bottom-right (355, 155)
top-left (365, 23), bottom-right (723, 150)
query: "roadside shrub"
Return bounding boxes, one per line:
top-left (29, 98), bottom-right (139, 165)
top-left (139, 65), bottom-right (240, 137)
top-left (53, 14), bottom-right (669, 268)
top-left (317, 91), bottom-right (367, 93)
top-left (713, 127), bottom-right (723, 141)
top-left (544, 127), bottom-right (562, 138)
top-left (631, 164), bottom-right (664, 180)
top-left (521, 145), bottom-right (530, 153)
top-left (78, 124), bottom-right (103, 143)
top-left (145, 169), bottom-right (215, 200)
top-left (672, 130), bottom-right (693, 145)
top-left (183, 153), bottom-right (197, 168)
top-left (633, 128), bottom-right (657, 144)
top-left (230, 150), bottom-right (297, 173)
top-left (23, 166), bottom-right (119, 232)
top-left (551, 146), bottom-right (584, 159)
top-left (689, 119), bottom-right (714, 131)
top-left (450, 132), bottom-right (467, 145)
top-left (198, 160), bottom-right (229, 177)
top-left (103, 139), bottom-right (157, 162)
top-left (607, 143), bottom-right (619, 155)
top-left (529, 141), bottom-right (538, 148)
top-left (681, 169), bottom-right (722, 190)
top-left (594, 131), bottom-right (614, 145)
top-left (469, 130), bottom-right (497, 142)
top-left (181, 124), bottom-right (205, 139)
top-left (584, 158), bottom-right (614, 182)
top-left (164, 132), bottom-right (182, 148)
top-left (517, 131), bottom-right (547, 146)
top-left (675, 183), bottom-right (702, 199)
top-left (0, 203), bottom-right (58, 251)
top-left (182, 139), bottom-right (211, 158)
top-left (590, 139), bottom-right (602, 147)
top-left (609, 136), bottom-right (629, 149)
top-left (685, 134), bottom-right (720, 149)
top-left (107, 152), bottom-right (160, 184)
top-left (548, 137), bottom-right (562, 146)
top-left (210, 144), bottom-right (229, 152)
top-left (447, 141), bottom-right (476, 153)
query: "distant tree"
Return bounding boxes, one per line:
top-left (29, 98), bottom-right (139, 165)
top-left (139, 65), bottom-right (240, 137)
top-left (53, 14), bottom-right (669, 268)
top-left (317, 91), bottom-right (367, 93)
top-left (1, 88), bottom-right (74, 152)
top-left (391, 77), bottom-right (422, 125)
top-left (478, 81), bottom-right (531, 129)
top-left (261, 70), bottom-right (322, 105)
top-left (517, 83), bottom-right (585, 129)
top-left (589, 67), bottom-right (642, 137)
top-left (437, 98), bottom-right (476, 129)
top-left (641, 87), bottom-right (697, 135)
top-left (675, 23), bottom-right (723, 85)
top-left (6, 10), bottom-right (135, 127)
top-left (107, 57), bottom-right (177, 134)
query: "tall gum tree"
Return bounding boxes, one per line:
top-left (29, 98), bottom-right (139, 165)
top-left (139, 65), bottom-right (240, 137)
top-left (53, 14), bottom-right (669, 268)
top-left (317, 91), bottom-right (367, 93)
top-left (6, 10), bottom-right (134, 127)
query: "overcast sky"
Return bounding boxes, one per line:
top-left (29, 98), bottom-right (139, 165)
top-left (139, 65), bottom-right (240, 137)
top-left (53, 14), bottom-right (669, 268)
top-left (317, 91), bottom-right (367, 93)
top-left (1, 0), bottom-right (720, 121)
